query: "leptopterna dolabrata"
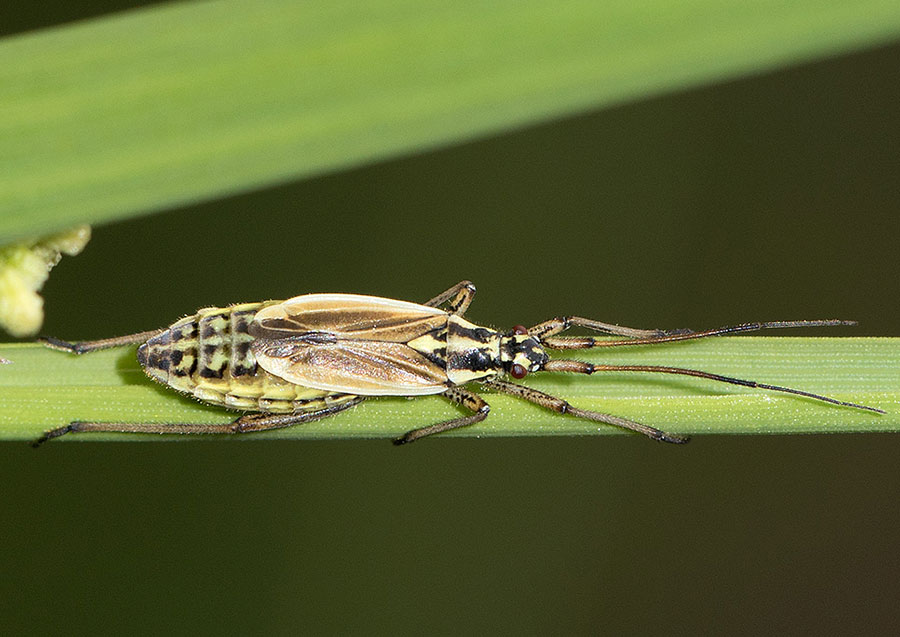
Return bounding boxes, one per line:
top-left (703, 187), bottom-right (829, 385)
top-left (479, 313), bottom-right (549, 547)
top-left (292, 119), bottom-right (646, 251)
top-left (35, 280), bottom-right (882, 446)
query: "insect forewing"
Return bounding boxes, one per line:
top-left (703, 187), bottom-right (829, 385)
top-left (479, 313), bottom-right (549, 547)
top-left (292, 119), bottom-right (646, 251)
top-left (251, 294), bottom-right (446, 341)
top-left (251, 294), bottom-right (450, 396)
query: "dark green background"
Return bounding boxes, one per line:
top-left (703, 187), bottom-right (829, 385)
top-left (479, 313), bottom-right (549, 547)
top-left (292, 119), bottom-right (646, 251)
top-left (3, 5), bottom-right (899, 635)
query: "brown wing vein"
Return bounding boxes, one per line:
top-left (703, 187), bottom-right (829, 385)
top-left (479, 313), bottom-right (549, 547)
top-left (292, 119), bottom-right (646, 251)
top-left (252, 338), bottom-right (449, 396)
top-left (253, 314), bottom-right (445, 342)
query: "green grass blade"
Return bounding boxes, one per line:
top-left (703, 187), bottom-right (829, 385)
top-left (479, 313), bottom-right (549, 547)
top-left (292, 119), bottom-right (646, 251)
top-left (3, 1), bottom-right (900, 243)
top-left (1, 337), bottom-right (897, 442)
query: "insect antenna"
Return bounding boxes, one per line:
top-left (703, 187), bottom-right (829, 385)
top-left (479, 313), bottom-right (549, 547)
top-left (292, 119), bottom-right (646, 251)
top-left (542, 360), bottom-right (885, 414)
top-left (543, 319), bottom-right (858, 349)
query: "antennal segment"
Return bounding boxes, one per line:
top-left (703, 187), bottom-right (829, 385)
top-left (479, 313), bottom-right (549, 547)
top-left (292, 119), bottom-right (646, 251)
top-left (543, 320), bottom-right (858, 350)
top-left (543, 360), bottom-right (884, 414)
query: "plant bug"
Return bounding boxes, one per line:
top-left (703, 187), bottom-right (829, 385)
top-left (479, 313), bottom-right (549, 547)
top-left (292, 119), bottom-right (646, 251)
top-left (35, 280), bottom-right (882, 446)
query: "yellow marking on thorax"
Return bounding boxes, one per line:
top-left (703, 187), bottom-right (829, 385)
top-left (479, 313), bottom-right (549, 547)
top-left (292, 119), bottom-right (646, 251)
top-left (445, 315), bottom-right (501, 385)
top-left (406, 331), bottom-right (447, 359)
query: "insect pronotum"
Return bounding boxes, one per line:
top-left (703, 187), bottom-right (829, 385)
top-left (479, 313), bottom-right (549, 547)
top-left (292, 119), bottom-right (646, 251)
top-left (35, 280), bottom-right (882, 446)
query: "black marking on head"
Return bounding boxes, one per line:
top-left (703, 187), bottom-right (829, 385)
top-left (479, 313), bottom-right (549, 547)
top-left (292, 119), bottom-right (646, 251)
top-left (137, 343), bottom-right (148, 367)
top-left (169, 349), bottom-right (183, 366)
top-left (501, 335), bottom-right (550, 373)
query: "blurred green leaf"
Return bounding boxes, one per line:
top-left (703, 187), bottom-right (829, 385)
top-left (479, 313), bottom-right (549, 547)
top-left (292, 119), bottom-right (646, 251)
top-left (2, 0), bottom-right (900, 243)
top-left (1, 337), bottom-right (897, 442)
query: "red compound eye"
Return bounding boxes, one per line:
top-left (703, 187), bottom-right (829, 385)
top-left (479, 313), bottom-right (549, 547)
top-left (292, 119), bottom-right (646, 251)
top-left (512, 324), bottom-right (528, 335)
top-left (510, 363), bottom-right (528, 379)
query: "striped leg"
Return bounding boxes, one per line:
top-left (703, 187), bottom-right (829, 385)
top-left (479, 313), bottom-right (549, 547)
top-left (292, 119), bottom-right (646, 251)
top-left (33, 397), bottom-right (365, 447)
top-left (40, 330), bottom-right (164, 354)
top-left (482, 378), bottom-right (688, 443)
top-left (424, 280), bottom-right (477, 316)
top-left (528, 316), bottom-right (676, 341)
top-left (394, 386), bottom-right (490, 445)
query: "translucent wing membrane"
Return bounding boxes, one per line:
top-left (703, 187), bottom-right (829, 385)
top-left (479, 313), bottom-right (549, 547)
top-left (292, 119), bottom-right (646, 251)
top-left (252, 338), bottom-right (449, 395)
top-left (251, 294), bottom-right (446, 342)
top-left (251, 294), bottom-right (451, 396)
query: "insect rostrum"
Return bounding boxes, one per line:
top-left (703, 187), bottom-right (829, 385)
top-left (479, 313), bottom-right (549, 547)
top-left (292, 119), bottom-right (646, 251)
top-left (35, 280), bottom-right (881, 446)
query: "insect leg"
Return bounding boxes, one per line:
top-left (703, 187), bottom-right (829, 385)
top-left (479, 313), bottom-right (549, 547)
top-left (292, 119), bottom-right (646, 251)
top-left (393, 386), bottom-right (490, 445)
top-left (482, 378), bottom-right (688, 444)
top-left (32, 397), bottom-right (366, 446)
top-left (227, 398), bottom-right (366, 432)
top-left (424, 280), bottom-right (477, 316)
top-left (540, 319), bottom-right (856, 350)
top-left (529, 316), bottom-right (678, 341)
top-left (543, 359), bottom-right (884, 413)
top-left (40, 330), bottom-right (165, 354)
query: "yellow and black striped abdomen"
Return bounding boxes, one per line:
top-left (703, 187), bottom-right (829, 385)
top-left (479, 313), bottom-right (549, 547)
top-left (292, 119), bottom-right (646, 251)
top-left (137, 302), bottom-right (356, 413)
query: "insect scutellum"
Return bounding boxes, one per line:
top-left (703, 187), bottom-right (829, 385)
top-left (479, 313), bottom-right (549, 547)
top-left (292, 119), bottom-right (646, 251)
top-left (34, 280), bottom-right (882, 447)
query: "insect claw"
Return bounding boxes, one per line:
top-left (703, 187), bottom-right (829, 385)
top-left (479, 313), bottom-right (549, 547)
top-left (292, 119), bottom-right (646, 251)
top-left (31, 423), bottom-right (76, 448)
top-left (656, 432), bottom-right (691, 444)
top-left (38, 336), bottom-right (84, 354)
